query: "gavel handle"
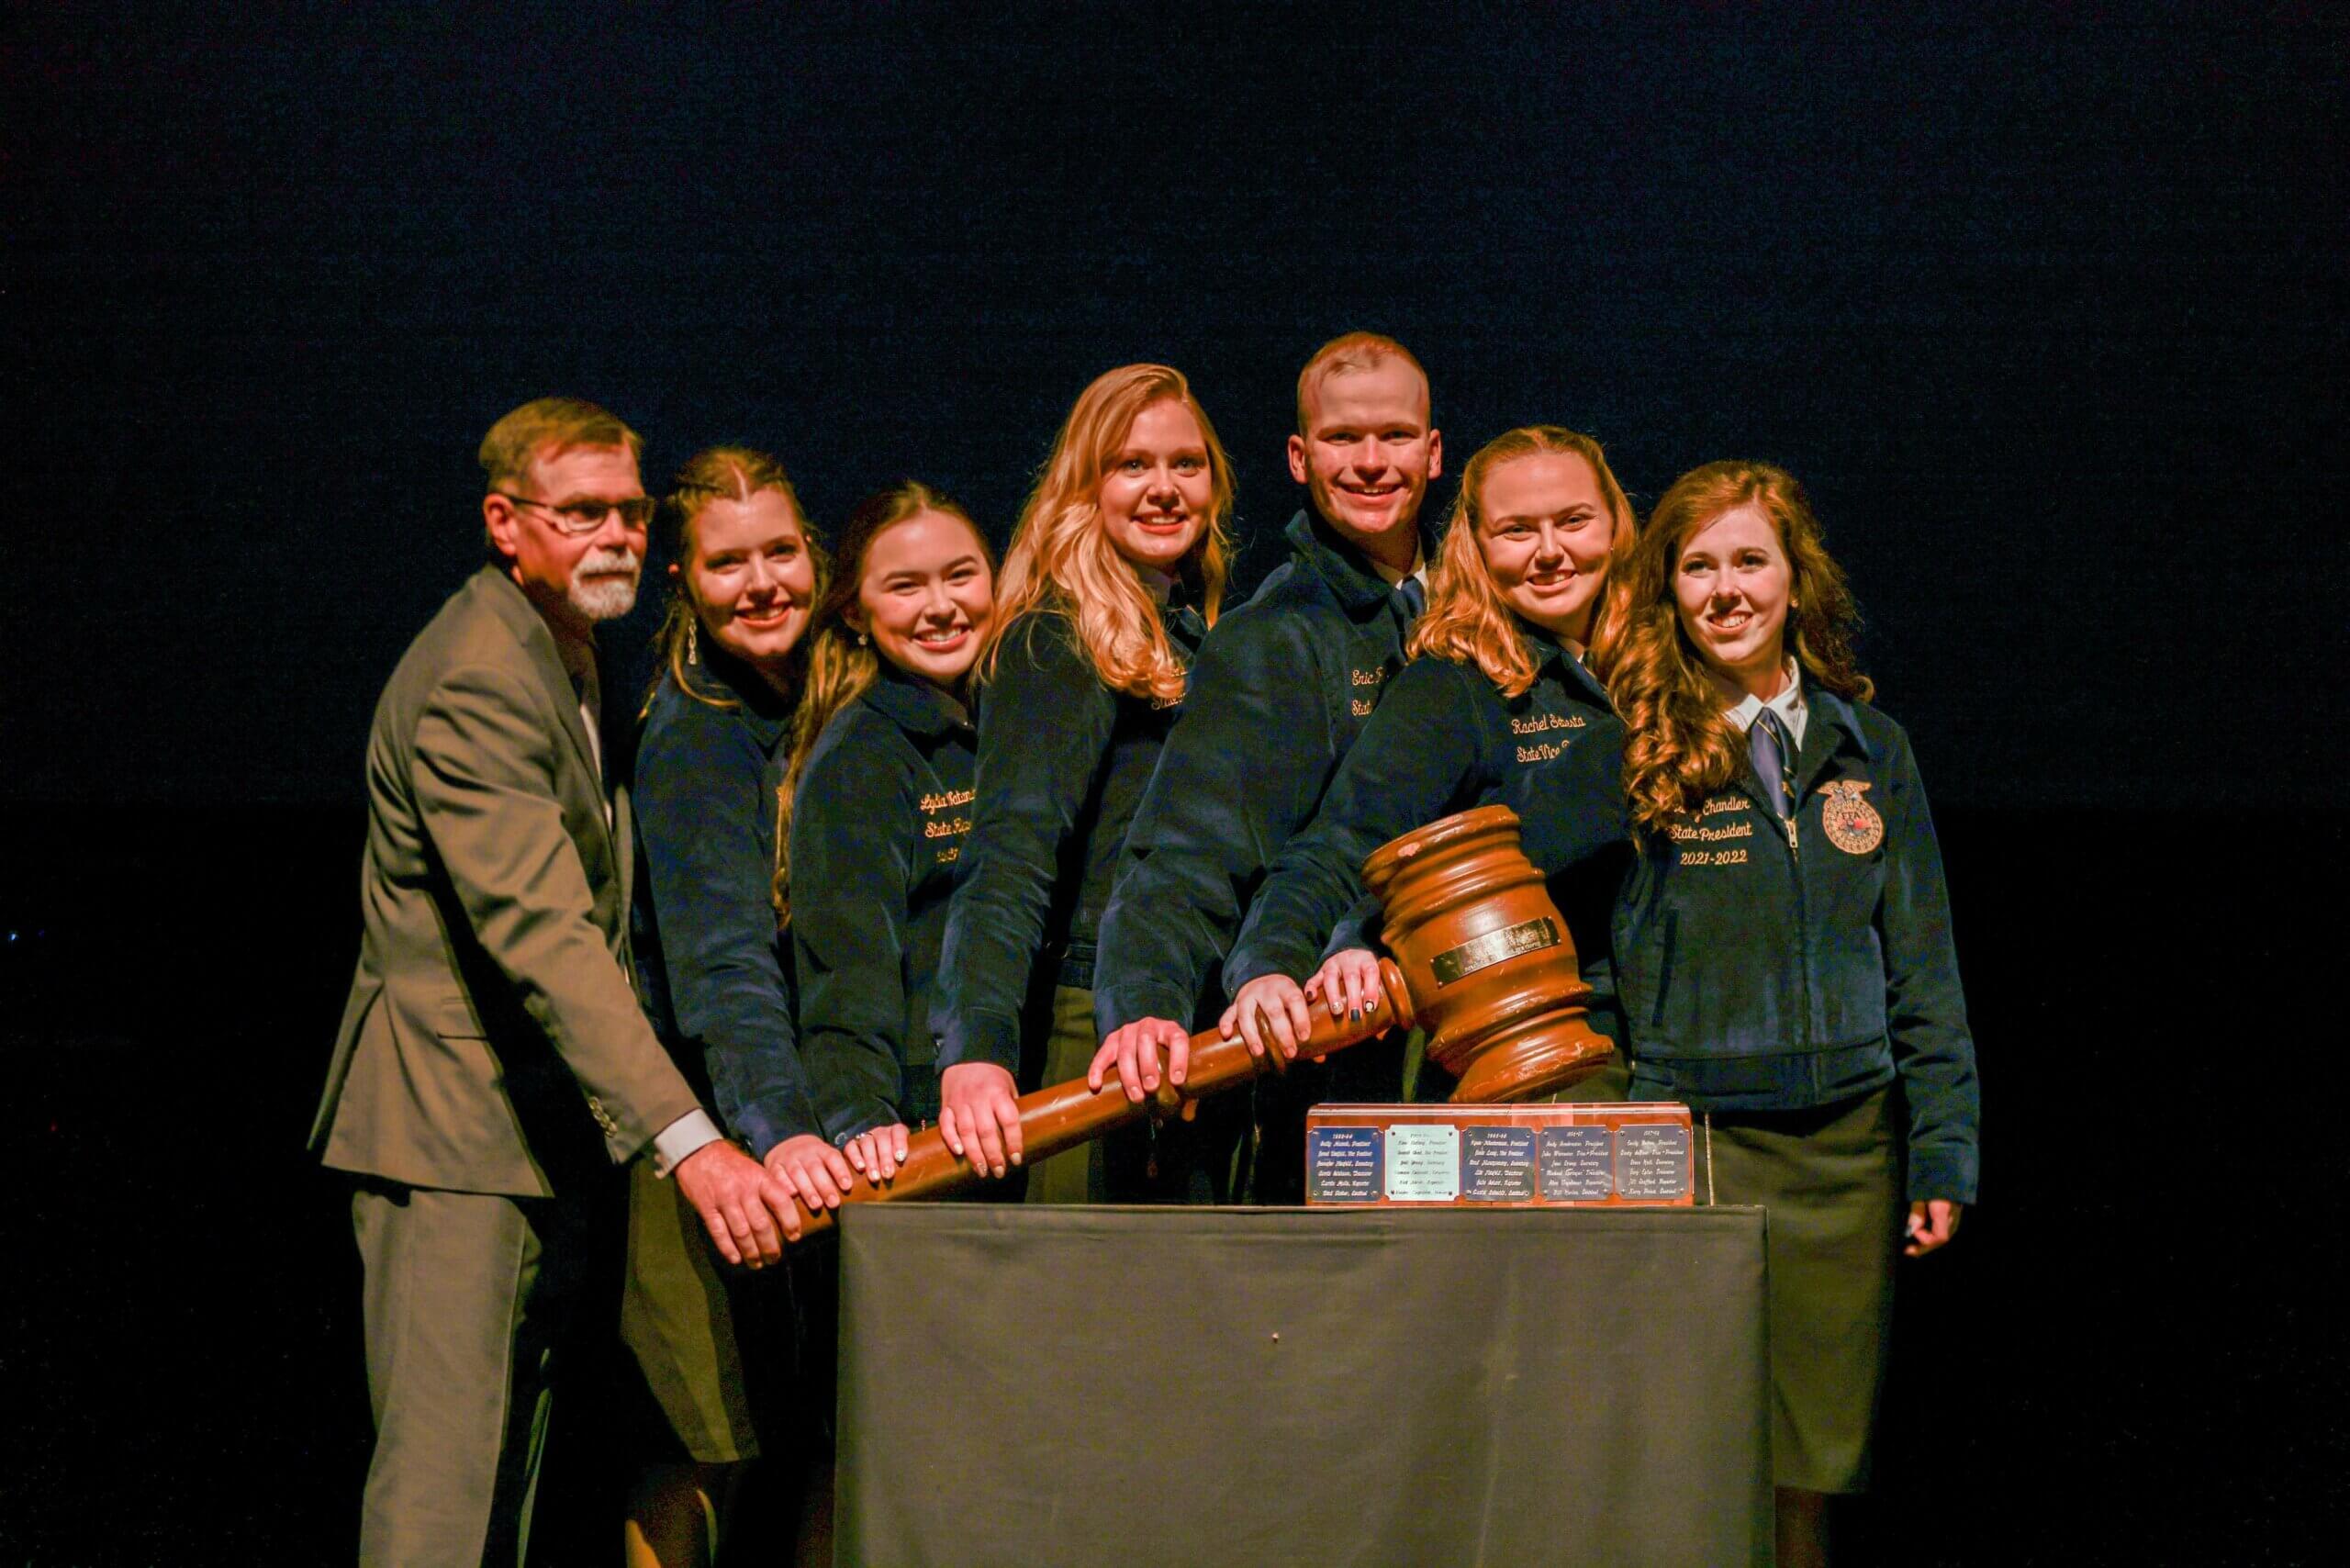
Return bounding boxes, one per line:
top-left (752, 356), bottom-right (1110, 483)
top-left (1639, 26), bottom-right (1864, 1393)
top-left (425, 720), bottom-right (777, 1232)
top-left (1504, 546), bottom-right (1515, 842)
top-left (785, 960), bottom-right (1413, 1240)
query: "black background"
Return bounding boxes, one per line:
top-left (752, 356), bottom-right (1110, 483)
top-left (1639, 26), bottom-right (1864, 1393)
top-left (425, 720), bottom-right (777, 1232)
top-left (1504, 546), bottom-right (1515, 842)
top-left (4, 3), bottom-right (2343, 1562)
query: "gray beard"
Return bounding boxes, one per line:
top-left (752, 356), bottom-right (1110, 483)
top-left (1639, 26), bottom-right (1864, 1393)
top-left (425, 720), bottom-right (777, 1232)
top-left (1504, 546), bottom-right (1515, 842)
top-left (567, 546), bottom-right (642, 622)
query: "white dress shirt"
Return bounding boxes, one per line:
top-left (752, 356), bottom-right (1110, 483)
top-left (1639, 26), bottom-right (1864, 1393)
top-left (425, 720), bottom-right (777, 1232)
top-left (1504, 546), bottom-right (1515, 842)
top-left (1722, 658), bottom-right (1808, 748)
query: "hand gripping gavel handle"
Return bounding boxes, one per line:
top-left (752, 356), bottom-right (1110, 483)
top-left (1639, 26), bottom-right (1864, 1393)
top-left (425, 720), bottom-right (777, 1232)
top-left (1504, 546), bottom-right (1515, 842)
top-left (785, 958), bottom-right (1416, 1241)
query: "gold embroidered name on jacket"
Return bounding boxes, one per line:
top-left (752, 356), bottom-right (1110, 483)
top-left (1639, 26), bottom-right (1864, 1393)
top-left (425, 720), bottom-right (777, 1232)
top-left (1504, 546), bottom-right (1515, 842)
top-left (921, 789), bottom-right (974, 864)
top-left (1512, 707), bottom-right (1587, 763)
top-left (1665, 793), bottom-right (1757, 868)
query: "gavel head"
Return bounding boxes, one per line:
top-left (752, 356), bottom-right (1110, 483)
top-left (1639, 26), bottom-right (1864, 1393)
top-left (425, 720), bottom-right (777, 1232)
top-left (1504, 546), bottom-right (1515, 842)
top-left (1361, 804), bottom-right (1616, 1103)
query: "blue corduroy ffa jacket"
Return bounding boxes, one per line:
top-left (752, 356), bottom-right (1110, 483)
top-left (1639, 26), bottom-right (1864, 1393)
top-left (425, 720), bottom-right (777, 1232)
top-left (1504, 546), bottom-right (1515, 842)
top-left (789, 663), bottom-right (976, 1143)
top-left (1611, 688), bottom-right (1981, 1204)
top-left (932, 598), bottom-right (1206, 1075)
top-left (632, 646), bottom-right (818, 1159)
top-left (1092, 509), bottom-right (1432, 1036)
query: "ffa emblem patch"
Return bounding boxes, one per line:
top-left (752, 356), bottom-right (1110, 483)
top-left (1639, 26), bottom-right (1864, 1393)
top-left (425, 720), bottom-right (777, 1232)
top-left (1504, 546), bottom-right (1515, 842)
top-left (1819, 780), bottom-right (1885, 855)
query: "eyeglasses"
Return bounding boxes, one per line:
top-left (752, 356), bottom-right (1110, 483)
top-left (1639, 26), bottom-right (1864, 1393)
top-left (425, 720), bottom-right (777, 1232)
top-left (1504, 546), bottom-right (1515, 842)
top-left (496, 491), bottom-right (655, 536)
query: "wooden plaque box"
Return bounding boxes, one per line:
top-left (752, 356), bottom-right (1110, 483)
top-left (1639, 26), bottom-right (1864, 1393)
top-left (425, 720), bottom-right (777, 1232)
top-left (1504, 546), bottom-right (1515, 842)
top-left (1304, 1102), bottom-right (1695, 1208)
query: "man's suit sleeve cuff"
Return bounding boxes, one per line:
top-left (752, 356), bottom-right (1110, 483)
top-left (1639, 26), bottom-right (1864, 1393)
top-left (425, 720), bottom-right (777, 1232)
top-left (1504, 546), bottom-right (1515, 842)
top-left (650, 1108), bottom-right (726, 1177)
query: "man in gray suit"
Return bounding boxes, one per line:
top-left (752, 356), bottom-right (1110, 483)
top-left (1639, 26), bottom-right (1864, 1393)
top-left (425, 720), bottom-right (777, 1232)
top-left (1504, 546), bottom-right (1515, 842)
top-left (312, 398), bottom-right (804, 1566)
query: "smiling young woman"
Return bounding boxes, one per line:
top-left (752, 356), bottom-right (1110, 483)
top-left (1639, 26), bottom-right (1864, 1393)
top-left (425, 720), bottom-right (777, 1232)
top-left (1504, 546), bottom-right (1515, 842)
top-left (624, 445), bottom-right (837, 1567)
top-left (781, 481), bottom-right (997, 1175)
top-left (929, 364), bottom-right (1235, 1202)
top-left (1604, 460), bottom-right (1980, 1568)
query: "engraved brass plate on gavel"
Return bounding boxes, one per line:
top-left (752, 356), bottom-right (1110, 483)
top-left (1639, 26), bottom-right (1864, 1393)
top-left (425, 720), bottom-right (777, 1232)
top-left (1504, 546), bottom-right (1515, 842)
top-left (1428, 915), bottom-right (1561, 987)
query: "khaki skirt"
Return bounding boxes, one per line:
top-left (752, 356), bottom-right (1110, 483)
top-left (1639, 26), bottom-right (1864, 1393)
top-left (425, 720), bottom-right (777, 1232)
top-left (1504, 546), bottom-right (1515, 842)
top-left (619, 1153), bottom-right (766, 1465)
top-left (1697, 1087), bottom-right (1902, 1494)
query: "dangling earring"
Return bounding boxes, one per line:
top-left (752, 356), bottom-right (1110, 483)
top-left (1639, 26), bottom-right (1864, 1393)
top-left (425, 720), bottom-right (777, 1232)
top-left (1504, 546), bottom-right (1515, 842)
top-left (685, 618), bottom-right (699, 666)
top-left (856, 631), bottom-right (870, 648)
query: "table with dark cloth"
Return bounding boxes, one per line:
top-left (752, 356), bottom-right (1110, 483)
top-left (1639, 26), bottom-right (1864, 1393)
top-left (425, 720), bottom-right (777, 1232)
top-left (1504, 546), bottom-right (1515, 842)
top-left (835, 1204), bottom-right (1770, 1567)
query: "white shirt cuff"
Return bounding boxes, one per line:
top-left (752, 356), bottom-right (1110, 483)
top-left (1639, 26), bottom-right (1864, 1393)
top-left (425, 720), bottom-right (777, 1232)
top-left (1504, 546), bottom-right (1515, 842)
top-left (651, 1109), bottom-right (725, 1177)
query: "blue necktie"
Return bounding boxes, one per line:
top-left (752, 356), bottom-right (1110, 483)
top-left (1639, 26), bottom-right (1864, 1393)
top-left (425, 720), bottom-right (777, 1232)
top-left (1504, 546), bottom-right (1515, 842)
top-left (1750, 708), bottom-right (1796, 823)
top-left (1393, 575), bottom-right (1426, 623)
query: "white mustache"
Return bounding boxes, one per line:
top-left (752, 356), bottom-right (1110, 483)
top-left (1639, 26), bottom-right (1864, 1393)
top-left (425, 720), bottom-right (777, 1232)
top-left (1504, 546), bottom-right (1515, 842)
top-left (576, 546), bottom-right (642, 577)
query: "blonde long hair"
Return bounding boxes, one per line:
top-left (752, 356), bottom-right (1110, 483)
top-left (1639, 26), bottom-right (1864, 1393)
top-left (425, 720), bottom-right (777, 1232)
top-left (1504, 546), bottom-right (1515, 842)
top-left (981, 364), bottom-right (1234, 706)
top-left (772, 480), bottom-right (991, 926)
top-left (1409, 426), bottom-right (1637, 696)
top-left (649, 446), bottom-right (825, 713)
top-left (1599, 460), bottom-right (1873, 833)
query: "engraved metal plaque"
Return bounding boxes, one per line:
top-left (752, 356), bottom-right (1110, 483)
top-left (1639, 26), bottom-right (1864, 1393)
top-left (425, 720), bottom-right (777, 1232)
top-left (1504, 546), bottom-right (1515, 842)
top-left (1539, 1125), bottom-right (1617, 1201)
top-left (1305, 1126), bottom-right (1382, 1204)
top-left (1460, 1126), bottom-right (1539, 1202)
top-left (1616, 1125), bottom-right (1695, 1202)
top-left (1383, 1125), bottom-right (1461, 1202)
top-left (1428, 915), bottom-right (1561, 987)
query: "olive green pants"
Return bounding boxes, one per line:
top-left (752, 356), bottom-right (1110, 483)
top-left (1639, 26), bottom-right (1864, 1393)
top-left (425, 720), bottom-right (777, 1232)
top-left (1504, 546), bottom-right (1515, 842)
top-left (1022, 985), bottom-right (1102, 1205)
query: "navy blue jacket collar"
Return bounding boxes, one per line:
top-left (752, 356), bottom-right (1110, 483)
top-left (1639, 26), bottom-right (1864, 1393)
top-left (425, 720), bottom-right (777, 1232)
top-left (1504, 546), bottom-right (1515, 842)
top-left (1563, 649), bottom-right (1609, 705)
top-left (1793, 685), bottom-right (1873, 790)
top-left (1509, 619), bottom-right (1610, 705)
top-left (682, 641), bottom-right (797, 747)
top-left (1282, 508), bottom-right (1439, 616)
top-left (864, 658), bottom-right (973, 738)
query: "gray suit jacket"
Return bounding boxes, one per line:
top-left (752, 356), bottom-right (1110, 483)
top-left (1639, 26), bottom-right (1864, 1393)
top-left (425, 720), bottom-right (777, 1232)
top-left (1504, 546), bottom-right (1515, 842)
top-left (312, 566), bottom-right (699, 1197)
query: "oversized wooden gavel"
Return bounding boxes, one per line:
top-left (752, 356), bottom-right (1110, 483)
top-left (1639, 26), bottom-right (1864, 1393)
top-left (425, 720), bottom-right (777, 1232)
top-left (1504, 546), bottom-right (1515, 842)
top-left (785, 804), bottom-right (1612, 1238)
